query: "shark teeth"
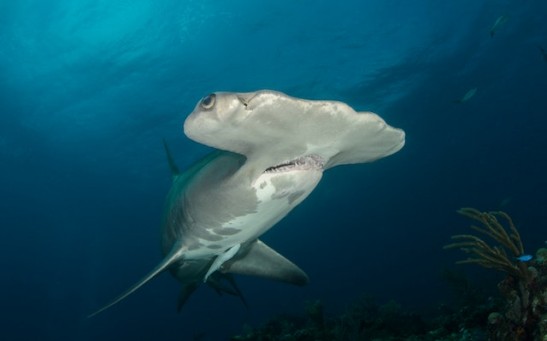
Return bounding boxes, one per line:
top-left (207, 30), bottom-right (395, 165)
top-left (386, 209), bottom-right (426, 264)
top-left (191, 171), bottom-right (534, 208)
top-left (264, 154), bottom-right (324, 173)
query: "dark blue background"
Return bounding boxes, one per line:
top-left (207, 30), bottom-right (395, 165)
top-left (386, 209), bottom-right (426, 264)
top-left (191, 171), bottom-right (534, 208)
top-left (1, 1), bottom-right (546, 340)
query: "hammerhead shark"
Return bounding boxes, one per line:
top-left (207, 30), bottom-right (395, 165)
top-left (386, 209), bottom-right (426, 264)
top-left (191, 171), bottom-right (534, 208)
top-left (89, 90), bottom-right (405, 316)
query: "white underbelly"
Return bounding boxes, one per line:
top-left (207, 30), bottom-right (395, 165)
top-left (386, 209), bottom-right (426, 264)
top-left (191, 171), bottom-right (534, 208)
top-left (187, 169), bottom-right (322, 258)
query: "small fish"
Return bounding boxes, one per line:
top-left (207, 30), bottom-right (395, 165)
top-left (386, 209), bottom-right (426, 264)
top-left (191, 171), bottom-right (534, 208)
top-left (490, 15), bottom-right (508, 37)
top-left (515, 254), bottom-right (533, 262)
top-left (455, 87), bottom-right (477, 103)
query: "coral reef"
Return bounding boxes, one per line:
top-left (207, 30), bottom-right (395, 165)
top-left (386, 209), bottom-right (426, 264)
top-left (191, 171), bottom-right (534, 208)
top-left (444, 208), bottom-right (529, 278)
top-left (230, 295), bottom-right (493, 341)
top-left (445, 208), bottom-right (546, 341)
top-left (231, 208), bottom-right (545, 341)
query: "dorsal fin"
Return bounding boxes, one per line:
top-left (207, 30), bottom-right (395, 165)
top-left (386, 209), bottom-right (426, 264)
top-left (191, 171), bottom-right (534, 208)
top-left (88, 243), bottom-right (183, 318)
top-left (162, 139), bottom-right (180, 177)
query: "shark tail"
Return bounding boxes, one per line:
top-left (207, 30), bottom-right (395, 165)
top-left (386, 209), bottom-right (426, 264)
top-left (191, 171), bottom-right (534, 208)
top-left (163, 139), bottom-right (180, 177)
top-left (87, 244), bottom-right (183, 318)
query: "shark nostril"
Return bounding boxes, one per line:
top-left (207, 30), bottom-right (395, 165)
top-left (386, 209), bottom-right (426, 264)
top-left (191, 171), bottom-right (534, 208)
top-left (237, 96), bottom-right (249, 109)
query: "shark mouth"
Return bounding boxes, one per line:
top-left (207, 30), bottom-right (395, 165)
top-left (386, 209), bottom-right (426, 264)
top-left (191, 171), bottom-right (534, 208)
top-left (264, 155), bottom-right (325, 173)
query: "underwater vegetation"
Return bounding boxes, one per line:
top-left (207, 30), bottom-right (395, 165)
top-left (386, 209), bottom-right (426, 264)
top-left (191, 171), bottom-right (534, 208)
top-left (445, 208), bottom-right (547, 341)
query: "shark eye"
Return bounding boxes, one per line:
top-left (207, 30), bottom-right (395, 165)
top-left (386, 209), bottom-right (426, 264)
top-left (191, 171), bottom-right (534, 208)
top-left (200, 94), bottom-right (216, 110)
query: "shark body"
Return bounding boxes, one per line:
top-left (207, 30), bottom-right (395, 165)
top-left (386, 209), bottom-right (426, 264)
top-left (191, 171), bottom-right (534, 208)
top-left (90, 90), bottom-right (405, 316)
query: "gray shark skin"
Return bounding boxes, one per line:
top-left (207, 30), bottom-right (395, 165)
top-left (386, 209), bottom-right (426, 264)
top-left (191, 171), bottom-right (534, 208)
top-left (89, 90), bottom-right (405, 317)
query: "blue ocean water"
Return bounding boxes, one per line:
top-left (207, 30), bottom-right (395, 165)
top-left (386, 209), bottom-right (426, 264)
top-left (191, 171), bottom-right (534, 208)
top-left (1, 0), bottom-right (546, 340)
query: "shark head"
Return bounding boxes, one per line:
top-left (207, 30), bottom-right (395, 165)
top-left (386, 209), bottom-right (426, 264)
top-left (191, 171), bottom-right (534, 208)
top-left (89, 90), bottom-right (405, 317)
top-left (184, 90), bottom-right (404, 173)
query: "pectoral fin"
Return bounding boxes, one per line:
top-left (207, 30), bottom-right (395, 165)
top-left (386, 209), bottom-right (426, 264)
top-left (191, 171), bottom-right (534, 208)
top-left (88, 243), bottom-right (183, 318)
top-left (221, 240), bottom-right (309, 286)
